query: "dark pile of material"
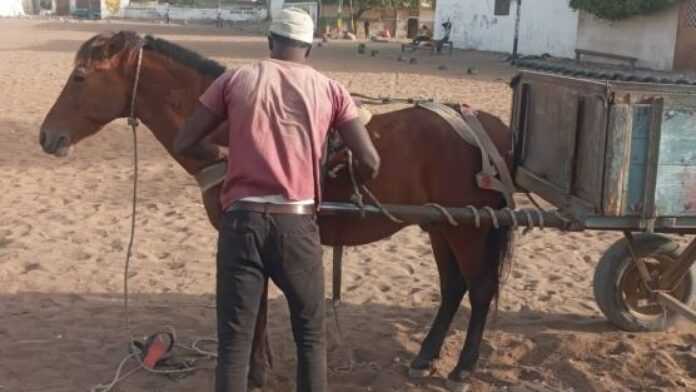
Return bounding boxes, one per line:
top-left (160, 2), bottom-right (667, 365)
top-left (515, 56), bottom-right (696, 86)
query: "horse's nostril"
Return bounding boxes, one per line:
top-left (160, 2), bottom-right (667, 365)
top-left (39, 130), bottom-right (46, 147)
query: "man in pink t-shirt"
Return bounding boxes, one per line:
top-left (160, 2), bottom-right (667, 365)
top-left (174, 8), bottom-right (380, 392)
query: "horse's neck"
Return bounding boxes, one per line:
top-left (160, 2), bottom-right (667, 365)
top-left (135, 55), bottom-right (220, 175)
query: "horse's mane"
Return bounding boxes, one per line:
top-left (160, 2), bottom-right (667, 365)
top-left (143, 35), bottom-right (226, 77)
top-left (75, 31), bottom-right (226, 78)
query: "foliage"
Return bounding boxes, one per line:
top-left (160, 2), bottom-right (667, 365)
top-left (569, 0), bottom-right (682, 20)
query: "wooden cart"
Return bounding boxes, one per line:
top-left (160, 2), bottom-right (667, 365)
top-left (323, 71), bottom-right (696, 332)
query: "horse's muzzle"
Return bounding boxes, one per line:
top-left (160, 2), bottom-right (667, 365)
top-left (39, 129), bottom-right (71, 157)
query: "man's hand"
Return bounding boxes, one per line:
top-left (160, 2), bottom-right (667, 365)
top-left (174, 103), bottom-right (225, 162)
top-left (335, 118), bottom-right (380, 182)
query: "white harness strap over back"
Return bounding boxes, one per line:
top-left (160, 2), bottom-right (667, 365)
top-left (417, 102), bottom-right (516, 208)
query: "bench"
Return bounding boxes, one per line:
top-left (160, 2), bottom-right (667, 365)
top-left (575, 48), bottom-right (638, 69)
top-left (401, 40), bottom-right (453, 56)
top-left (401, 20), bottom-right (454, 56)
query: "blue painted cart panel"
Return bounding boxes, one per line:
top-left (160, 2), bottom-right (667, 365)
top-left (624, 106), bottom-right (651, 214)
top-left (655, 108), bottom-right (696, 216)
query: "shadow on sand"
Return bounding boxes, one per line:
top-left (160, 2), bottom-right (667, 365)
top-left (0, 290), bottom-right (618, 392)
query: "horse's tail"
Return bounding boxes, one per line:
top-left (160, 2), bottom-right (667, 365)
top-left (485, 199), bottom-right (516, 307)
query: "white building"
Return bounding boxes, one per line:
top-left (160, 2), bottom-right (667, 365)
top-left (434, 0), bottom-right (578, 58)
top-left (435, 0), bottom-right (696, 71)
top-left (0, 0), bottom-right (26, 16)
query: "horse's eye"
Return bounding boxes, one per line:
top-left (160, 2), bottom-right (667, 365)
top-left (73, 74), bottom-right (86, 83)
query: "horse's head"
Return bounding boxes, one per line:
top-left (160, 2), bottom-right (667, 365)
top-left (40, 31), bottom-right (143, 156)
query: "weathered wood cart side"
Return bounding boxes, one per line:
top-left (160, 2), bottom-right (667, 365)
top-left (511, 71), bottom-right (696, 331)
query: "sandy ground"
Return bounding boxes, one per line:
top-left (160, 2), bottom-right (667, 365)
top-left (0, 19), bottom-right (695, 392)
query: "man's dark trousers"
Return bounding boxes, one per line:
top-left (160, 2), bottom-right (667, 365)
top-left (215, 209), bottom-right (326, 392)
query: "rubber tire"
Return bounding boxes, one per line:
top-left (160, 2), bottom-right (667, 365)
top-left (593, 233), bottom-right (696, 332)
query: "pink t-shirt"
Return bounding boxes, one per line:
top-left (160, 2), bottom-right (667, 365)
top-left (199, 59), bottom-right (359, 210)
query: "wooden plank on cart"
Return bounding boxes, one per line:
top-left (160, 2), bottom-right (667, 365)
top-left (603, 104), bottom-right (633, 215)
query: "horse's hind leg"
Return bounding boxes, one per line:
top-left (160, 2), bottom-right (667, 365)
top-left (446, 228), bottom-right (505, 391)
top-left (409, 231), bottom-right (468, 377)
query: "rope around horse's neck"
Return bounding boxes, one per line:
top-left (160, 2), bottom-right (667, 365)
top-left (349, 92), bottom-right (435, 106)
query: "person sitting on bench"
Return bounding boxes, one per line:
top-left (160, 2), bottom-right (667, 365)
top-left (434, 20), bottom-right (452, 53)
top-left (412, 24), bottom-right (432, 45)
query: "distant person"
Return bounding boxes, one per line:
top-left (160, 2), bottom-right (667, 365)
top-left (413, 24), bottom-right (432, 45)
top-left (363, 19), bottom-right (370, 38)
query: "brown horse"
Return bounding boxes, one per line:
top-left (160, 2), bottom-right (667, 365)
top-left (39, 31), bottom-right (514, 391)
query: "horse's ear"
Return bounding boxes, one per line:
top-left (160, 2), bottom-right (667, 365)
top-left (107, 31), bottom-right (129, 58)
top-left (92, 31), bottom-right (130, 70)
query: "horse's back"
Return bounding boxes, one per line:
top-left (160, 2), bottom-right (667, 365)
top-left (365, 106), bottom-right (511, 207)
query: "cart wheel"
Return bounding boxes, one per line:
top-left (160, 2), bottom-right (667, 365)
top-left (593, 233), bottom-right (695, 332)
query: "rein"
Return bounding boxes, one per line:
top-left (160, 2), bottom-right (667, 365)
top-left (94, 44), bottom-right (216, 392)
top-left (123, 46), bottom-right (143, 337)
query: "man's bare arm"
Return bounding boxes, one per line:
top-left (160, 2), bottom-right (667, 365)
top-left (174, 103), bottom-right (226, 162)
top-left (335, 118), bottom-right (380, 182)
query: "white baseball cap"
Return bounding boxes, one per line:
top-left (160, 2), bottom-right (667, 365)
top-left (269, 7), bottom-right (315, 45)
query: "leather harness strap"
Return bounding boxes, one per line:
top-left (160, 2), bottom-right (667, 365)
top-left (192, 103), bottom-right (516, 209)
top-left (194, 160), bottom-right (227, 193)
top-left (416, 102), bottom-right (516, 209)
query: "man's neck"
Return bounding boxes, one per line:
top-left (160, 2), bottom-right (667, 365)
top-left (270, 50), bottom-right (307, 64)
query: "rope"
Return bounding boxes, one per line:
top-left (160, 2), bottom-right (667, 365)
top-left (503, 207), bottom-right (518, 228)
top-left (483, 206), bottom-right (500, 229)
top-left (94, 46), bottom-right (216, 392)
top-left (425, 203), bottom-right (459, 226)
top-left (90, 328), bottom-right (218, 392)
top-left (535, 208), bottom-right (545, 230)
top-left (350, 92), bottom-right (434, 106)
top-left (346, 150), bottom-right (366, 217)
top-left (90, 353), bottom-right (141, 392)
top-left (466, 205), bottom-right (481, 228)
top-left (124, 46), bottom-right (143, 335)
top-left (522, 209), bottom-right (536, 234)
top-left (360, 185), bottom-right (405, 224)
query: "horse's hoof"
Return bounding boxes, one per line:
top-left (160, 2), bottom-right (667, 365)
top-left (446, 370), bottom-right (472, 392)
top-left (408, 366), bottom-right (433, 378)
top-left (408, 360), bottom-right (435, 378)
top-left (445, 379), bottom-right (470, 392)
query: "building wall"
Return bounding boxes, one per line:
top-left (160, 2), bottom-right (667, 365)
top-left (118, 3), bottom-right (267, 23)
top-left (576, 8), bottom-right (679, 70)
top-left (434, 0), bottom-right (578, 58)
top-left (101, 0), bottom-right (130, 18)
top-left (0, 0), bottom-right (26, 16)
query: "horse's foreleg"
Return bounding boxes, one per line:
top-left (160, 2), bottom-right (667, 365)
top-left (410, 232), bottom-right (467, 377)
top-left (202, 187), bottom-right (223, 231)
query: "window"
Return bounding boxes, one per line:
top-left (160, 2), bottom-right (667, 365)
top-left (494, 0), bottom-right (511, 16)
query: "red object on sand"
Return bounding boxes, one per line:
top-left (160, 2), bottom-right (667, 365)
top-left (143, 336), bottom-right (169, 369)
